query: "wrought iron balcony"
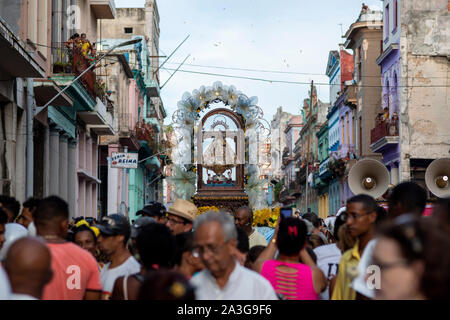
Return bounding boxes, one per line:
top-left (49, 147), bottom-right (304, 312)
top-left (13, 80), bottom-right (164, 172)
top-left (51, 41), bottom-right (106, 101)
top-left (319, 158), bottom-right (330, 177)
top-left (370, 115), bottom-right (399, 152)
top-left (136, 120), bottom-right (160, 152)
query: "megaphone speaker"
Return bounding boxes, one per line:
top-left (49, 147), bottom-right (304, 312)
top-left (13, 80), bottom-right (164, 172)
top-left (348, 159), bottom-right (390, 199)
top-left (425, 158), bottom-right (450, 198)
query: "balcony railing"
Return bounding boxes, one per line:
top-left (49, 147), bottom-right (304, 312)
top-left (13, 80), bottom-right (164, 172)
top-left (51, 41), bottom-right (105, 100)
top-left (319, 158), bottom-right (330, 176)
top-left (136, 120), bottom-right (160, 151)
top-left (371, 114), bottom-right (399, 144)
top-left (338, 144), bottom-right (356, 159)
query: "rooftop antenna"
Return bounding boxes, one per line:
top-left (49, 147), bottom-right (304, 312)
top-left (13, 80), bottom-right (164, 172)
top-left (339, 23), bottom-right (344, 37)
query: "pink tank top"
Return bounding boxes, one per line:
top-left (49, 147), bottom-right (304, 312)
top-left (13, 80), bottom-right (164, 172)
top-left (261, 260), bottom-right (318, 300)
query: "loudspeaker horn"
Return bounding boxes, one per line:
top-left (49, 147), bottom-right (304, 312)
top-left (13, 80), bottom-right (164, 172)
top-left (425, 158), bottom-right (450, 198)
top-left (348, 159), bottom-right (390, 199)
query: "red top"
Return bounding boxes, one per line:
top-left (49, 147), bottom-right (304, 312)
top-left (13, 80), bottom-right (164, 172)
top-left (42, 242), bottom-right (101, 300)
top-left (261, 260), bottom-right (318, 300)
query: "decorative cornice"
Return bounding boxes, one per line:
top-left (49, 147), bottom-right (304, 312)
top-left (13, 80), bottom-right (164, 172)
top-left (376, 43), bottom-right (399, 66)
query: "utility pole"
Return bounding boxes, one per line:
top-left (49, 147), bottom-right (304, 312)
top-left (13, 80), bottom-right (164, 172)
top-left (305, 160), bottom-right (309, 212)
top-left (305, 80), bottom-right (314, 212)
top-left (26, 78), bottom-right (34, 199)
top-left (120, 146), bottom-right (128, 216)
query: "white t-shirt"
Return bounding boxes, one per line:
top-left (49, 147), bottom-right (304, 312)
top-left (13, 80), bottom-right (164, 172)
top-left (191, 261), bottom-right (278, 300)
top-left (249, 228), bottom-right (268, 248)
top-left (27, 222), bottom-right (37, 236)
top-left (351, 238), bottom-right (377, 299)
top-left (100, 256), bottom-right (141, 299)
top-left (0, 266), bottom-right (11, 300)
top-left (313, 243), bottom-right (342, 300)
top-left (10, 293), bottom-right (38, 300)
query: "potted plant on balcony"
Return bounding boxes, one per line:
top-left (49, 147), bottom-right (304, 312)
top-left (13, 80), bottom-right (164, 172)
top-left (328, 158), bottom-right (346, 177)
top-left (94, 80), bottom-right (107, 99)
top-left (52, 61), bottom-right (65, 74)
top-left (64, 62), bottom-right (73, 74)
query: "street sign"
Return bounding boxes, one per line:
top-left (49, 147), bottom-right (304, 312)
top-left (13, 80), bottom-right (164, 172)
top-left (110, 152), bottom-right (138, 169)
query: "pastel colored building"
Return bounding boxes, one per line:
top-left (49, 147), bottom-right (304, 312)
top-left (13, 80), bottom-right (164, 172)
top-left (327, 103), bottom-right (341, 216)
top-left (296, 84), bottom-right (330, 214)
top-left (99, 1), bottom-right (166, 220)
top-left (325, 45), bottom-right (354, 215)
top-left (316, 122), bottom-right (330, 219)
top-left (0, 0), bottom-right (116, 220)
top-left (280, 116), bottom-right (303, 206)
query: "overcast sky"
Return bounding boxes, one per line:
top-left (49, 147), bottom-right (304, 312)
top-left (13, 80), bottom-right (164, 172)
top-left (114, 0), bottom-right (382, 124)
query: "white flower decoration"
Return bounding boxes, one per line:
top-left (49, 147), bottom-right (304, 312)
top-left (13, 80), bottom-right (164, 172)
top-left (167, 165), bottom-right (197, 201)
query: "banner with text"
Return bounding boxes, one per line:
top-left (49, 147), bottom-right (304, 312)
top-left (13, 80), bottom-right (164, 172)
top-left (110, 152), bottom-right (139, 169)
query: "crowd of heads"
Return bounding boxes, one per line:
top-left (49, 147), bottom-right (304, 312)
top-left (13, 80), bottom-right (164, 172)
top-left (0, 180), bottom-right (449, 300)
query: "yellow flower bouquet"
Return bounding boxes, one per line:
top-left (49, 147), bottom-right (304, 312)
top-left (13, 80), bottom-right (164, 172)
top-left (252, 207), bottom-right (280, 228)
top-left (197, 206), bottom-right (219, 215)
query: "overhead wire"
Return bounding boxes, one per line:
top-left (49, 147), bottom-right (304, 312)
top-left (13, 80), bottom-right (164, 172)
top-left (162, 61), bottom-right (448, 79)
top-left (159, 67), bottom-right (449, 88)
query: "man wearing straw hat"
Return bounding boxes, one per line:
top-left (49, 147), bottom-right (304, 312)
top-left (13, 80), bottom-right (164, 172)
top-left (165, 199), bottom-right (198, 235)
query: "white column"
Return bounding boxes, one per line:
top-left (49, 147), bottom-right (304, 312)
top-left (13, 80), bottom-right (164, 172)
top-left (15, 110), bottom-right (26, 203)
top-left (78, 179), bottom-right (85, 218)
top-left (86, 182), bottom-right (92, 217)
top-left (92, 183), bottom-right (98, 219)
top-left (59, 133), bottom-right (69, 201)
top-left (49, 127), bottom-right (60, 196)
top-left (68, 139), bottom-right (77, 219)
top-left (43, 125), bottom-right (50, 197)
top-left (391, 166), bottom-right (399, 186)
top-left (108, 165), bottom-right (119, 215)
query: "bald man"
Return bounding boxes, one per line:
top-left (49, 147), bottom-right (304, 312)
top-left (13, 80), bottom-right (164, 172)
top-left (3, 237), bottom-right (53, 300)
top-left (234, 206), bottom-right (268, 249)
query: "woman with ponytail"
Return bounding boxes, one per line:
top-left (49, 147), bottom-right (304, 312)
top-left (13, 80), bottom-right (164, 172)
top-left (253, 216), bottom-right (327, 300)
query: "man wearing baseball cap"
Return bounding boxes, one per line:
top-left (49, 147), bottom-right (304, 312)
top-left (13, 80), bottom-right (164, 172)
top-left (165, 199), bottom-right (198, 235)
top-left (136, 202), bottom-right (166, 224)
top-left (96, 214), bottom-right (141, 300)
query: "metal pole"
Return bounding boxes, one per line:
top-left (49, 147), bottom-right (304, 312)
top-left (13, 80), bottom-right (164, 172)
top-left (305, 161), bottom-right (309, 212)
top-left (160, 54), bottom-right (190, 89)
top-left (120, 146), bottom-right (128, 215)
top-left (138, 136), bottom-right (183, 163)
top-left (26, 78), bottom-right (34, 198)
top-left (153, 35), bottom-right (190, 76)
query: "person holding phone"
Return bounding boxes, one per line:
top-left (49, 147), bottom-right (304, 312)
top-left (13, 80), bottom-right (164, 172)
top-left (253, 216), bottom-right (327, 300)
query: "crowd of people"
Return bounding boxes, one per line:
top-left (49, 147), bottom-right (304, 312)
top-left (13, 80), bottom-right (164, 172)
top-left (0, 181), bottom-right (449, 300)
